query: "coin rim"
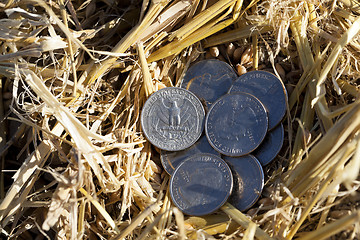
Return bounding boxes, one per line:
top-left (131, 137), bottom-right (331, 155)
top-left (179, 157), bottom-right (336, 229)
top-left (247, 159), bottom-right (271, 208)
top-left (169, 153), bottom-right (233, 216)
top-left (228, 70), bottom-right (288, 130)
top-left (141, 87), bottom-right (205, 151)
top-left (254, 123), bottom-right (284, 166)
top-left (224, 154), bottom-right (264, 211)
top-left (205, 92), bottom-right (269, 156)
top-left (181, 59), bottom-right (237, 106)
top-left (181, 59), bottom-right (237, 89)
top-left (160, 135), bottom-right (221, 175)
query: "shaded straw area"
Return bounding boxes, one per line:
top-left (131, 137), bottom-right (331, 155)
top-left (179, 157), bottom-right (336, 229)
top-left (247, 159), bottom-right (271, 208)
top-left (0, 0), bottom-right (360, 239)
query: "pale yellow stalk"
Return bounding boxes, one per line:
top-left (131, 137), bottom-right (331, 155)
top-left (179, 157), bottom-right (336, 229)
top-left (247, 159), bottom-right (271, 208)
top-left (169, 0), bottom-right (236, 41)
top-left (221, 203), bottom-right (275, 240)
top-left (313, 15), bottom-right (360, 107)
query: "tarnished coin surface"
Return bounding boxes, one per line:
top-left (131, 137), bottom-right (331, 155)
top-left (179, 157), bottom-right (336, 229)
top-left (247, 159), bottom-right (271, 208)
top-left (205, 93), bottom-right (268, 156)
top-left (141, 87), bottom-right (205, 151)
top-left (223, 155), bottom-right (264, 211)
top-left (253, 123), bottom-right (284, 166)
top-left (170, 153), bottom-right (233, 216)
top-left (181, 59), bottom-right (237, 107)
top-left (161, 135), bottom-right (220, 175)
top-left (228, 71), bottom-right (287, 129)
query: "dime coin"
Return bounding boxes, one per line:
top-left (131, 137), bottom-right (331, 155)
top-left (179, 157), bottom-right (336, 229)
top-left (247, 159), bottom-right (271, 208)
top-left (170, 153), bottom-right (233, 216)
top-left (223, 155), bottom-right (264, 211)
top-left (228, 71), bottom-right (287, 130)
top-left (141, 87), bottom-right (205, 151)
top-left (205, 93), bottom-right (268, 156)
top-left (253, 123), bottom-right (284, 166)
top-left (161, 135), bottom-right (220, 175)
top-left (181, 59), bottom-right (237, 107)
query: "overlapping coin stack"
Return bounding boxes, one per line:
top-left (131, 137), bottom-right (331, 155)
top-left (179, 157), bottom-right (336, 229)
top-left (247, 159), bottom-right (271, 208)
top-left (141, 59), bottom-right (287, 216)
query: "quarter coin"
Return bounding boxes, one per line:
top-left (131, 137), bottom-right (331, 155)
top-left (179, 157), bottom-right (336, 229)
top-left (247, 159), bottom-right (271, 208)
top-left (253, 123), bottom-right (284, 166)
top-left (181, 59), bottom-right (237, 107)
top-left (141, 87), bottom-right (205, 151)
top-left (161, 135), bottom-right (220, 175)
top-left (228, 71), bottom-right (287, 129)
top-left (205, 93), bottom-right (268, 156)
top-left (170, 153), bottom-right (233, 216)
top-left (223, 155), bottom-right (264, 211)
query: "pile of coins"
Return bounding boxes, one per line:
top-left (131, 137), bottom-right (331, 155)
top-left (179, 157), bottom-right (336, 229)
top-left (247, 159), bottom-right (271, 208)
top-left (141, 59), bottom-right (287, 216)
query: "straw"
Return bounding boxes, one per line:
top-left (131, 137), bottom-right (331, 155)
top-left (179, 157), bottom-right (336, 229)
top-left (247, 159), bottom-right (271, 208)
top-left (1, 0), bottom-right (360, 239)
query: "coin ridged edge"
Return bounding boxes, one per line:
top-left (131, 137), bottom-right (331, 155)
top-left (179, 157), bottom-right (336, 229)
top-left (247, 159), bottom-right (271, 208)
top-left (225, 154), bottom-right (264, 211)
top-left (205, 93), bottom-right (269, 156)
top-left (255, 123), bottom-right (284, 166)
top-left (228, 70), bottom-right (288, 130)
top-left (181, 59), bottom-right (237, 86)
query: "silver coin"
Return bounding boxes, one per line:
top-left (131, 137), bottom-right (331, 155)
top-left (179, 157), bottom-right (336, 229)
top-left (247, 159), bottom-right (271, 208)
top-left (170, 153), bottom-right (233, 216)
top-left (223, 155), bottom-right (264, 211)
top-left (228, 71), bottom-right (287, 130)
top-left (161, 135), bottom-right (220, 175)
top-left (205, 93), bottom-right (268, 156)
top-left (181, 59), bottom-right (237, 107)
top-left (141, 87), bottom-right (205, 151)
top-left (253, 123), bottom-right (284, 166)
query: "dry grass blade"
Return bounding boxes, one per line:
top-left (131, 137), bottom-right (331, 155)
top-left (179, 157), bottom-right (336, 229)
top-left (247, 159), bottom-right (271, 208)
top-left (0, 123), bottom-right (62, 222)
top-left (243, 221), bottom-right (256, 240)
top-left (288, 90), bottom-right (314, 170)
top-left (148, 17), bottom-right (238, 62)
top-left (169, 0), bottom-right (236, 41)
top-left (78, 0), bottom-right (169, 88)
top-left (286, 140), bottom-right (355, 239)
top-left (137, 42), bottom-right (154, 98)
top-left (290, 15), bottom-right (333, 132)
top-left (285, 102), bottom-right (360, 194)
top-left (79, 188), bottom-right (120, 234)
top-left (32, 0), bottom-right (95, 60)
top-left (221, 203), bottom-right (275, 240)
top-left (112, 204), bottom-right (159, 240)
top-left (313, 15), bottom-right (360, 106)
top-left (0, 72), bottom-right (5, 200)
top-left (173, 207), bottom-right (186, 240)
top-left (298, 210), bottom-right (360, 240)
top-left (20, 69), bottom-right (121, 191)
top-left (204, 24), bottom-right (272, 47)
top-left (139, 0), bottom-right (191, 43)
top-left (1, 0), bottom-right (360, 239)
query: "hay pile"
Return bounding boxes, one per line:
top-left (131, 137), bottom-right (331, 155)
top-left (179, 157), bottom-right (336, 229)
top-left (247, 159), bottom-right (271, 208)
top-left (0, 0), bottom-right (360, 239)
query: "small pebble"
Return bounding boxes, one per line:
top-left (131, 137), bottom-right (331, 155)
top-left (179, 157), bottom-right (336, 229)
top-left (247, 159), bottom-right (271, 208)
top-left (210, 46), bottom-right (219, 58)
top-left (227, 43), bottom-right (236, 58)
top-left (240, 46), bottom-right (253, 65)
top-left (236, 64), bottom-right (247, 76)
top-left (330, 210), bottom-right (351, 219)
top-left (233, 47), bottom-right (243, 63)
